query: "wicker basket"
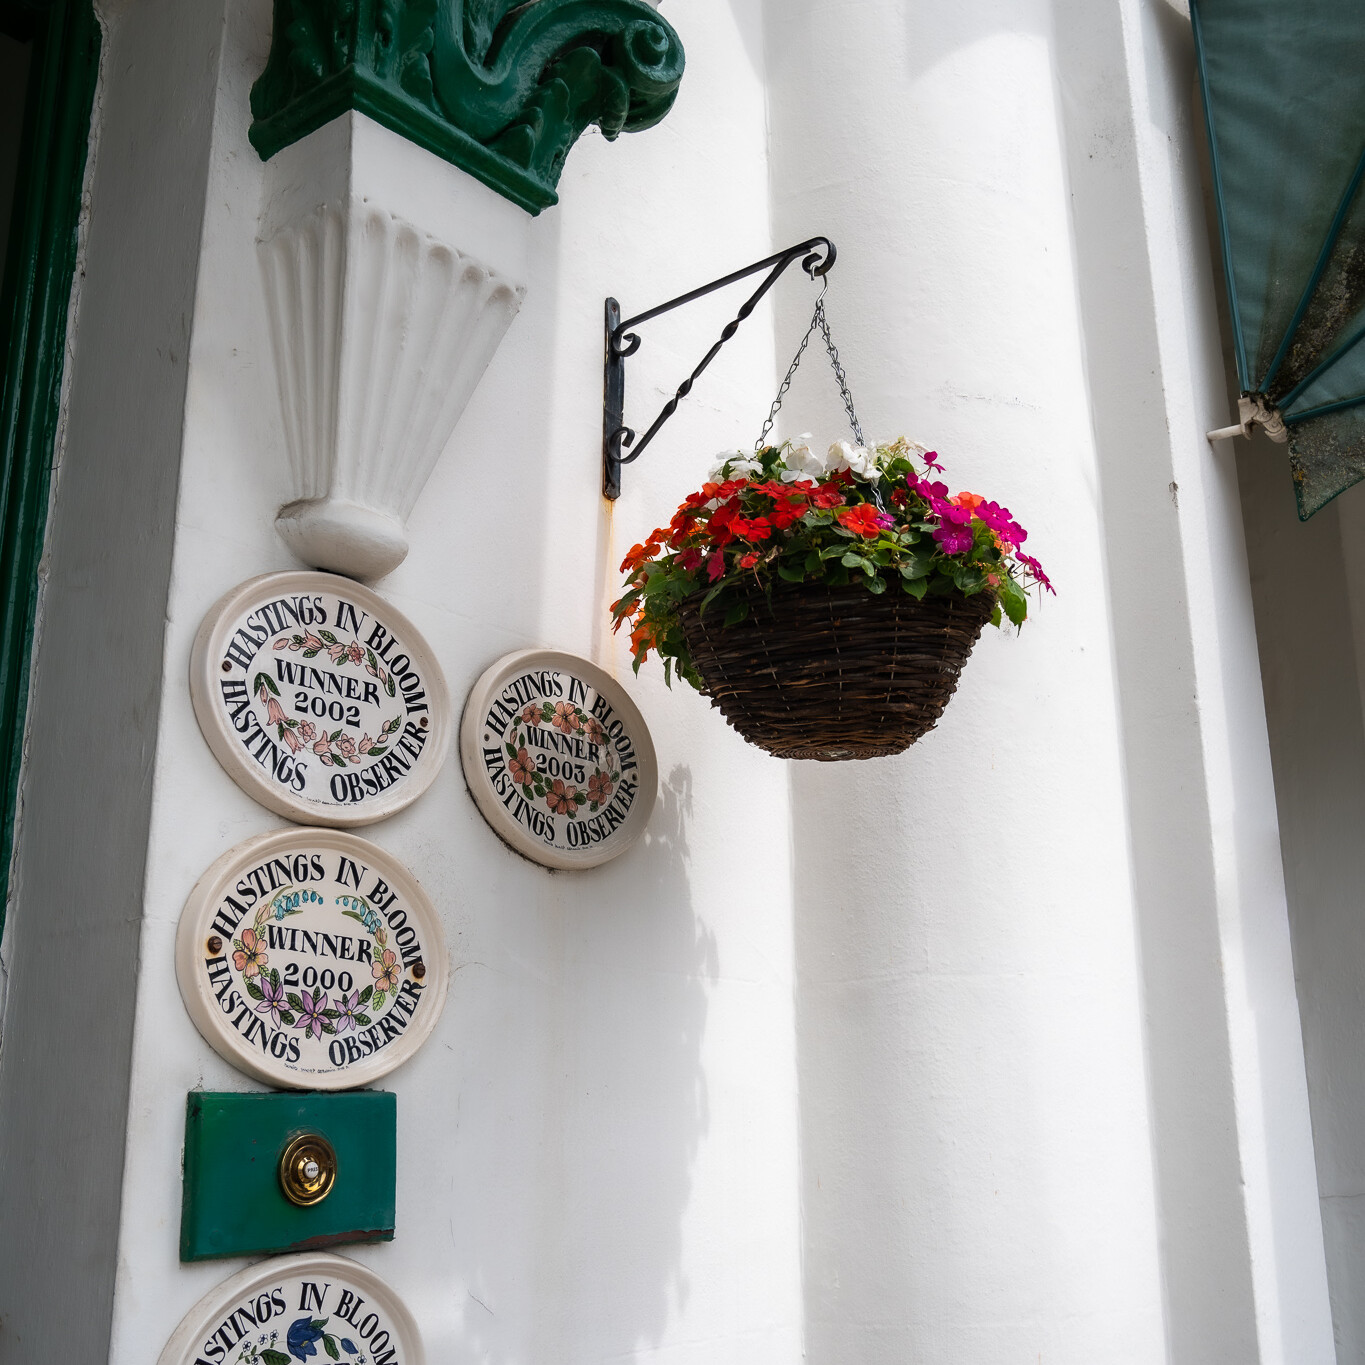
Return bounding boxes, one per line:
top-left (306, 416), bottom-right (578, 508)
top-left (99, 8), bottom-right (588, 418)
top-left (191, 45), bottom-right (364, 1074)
top-left (677, 581), bottom-right (995, 760)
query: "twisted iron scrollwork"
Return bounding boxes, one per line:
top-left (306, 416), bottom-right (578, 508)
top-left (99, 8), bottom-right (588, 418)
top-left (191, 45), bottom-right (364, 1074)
top-left (603, 238), bottom-right (836, 499)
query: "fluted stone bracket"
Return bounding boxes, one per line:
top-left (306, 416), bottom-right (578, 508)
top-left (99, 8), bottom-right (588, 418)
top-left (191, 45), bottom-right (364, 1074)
top-left (249, 0), bottom-right (685, 215)
top-left (258, 114), bottom-right (528, 579)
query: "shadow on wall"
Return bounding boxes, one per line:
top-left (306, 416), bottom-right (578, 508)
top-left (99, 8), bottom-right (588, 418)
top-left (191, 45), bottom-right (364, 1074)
top-left (449, 765), bottom-right (717, 1363)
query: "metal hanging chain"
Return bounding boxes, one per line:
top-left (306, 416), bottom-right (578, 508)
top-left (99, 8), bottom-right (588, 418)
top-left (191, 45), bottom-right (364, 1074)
top-left (757, 280), bottom-right (866, 450)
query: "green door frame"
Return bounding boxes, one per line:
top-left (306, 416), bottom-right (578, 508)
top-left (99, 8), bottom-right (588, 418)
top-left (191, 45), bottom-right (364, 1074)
top-left (0, 0), bottom-right (100, 939)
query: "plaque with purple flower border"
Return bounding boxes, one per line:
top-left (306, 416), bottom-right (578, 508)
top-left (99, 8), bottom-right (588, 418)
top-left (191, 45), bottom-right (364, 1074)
top-left (157, 1252), bottom-right (421, 1365)
top-left (177, 828), bottom-right (447, 1090)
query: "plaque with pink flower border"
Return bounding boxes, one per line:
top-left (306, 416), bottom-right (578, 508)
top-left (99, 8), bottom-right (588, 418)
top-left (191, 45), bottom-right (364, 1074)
top-left (157, 1251), bottom-right (422, 1365)
top-left (176, 828), bottom-right (448, 1089)
top-left (459, 649), bottom-right (658, 870)
top-left (190, 572), bottom-right (450, 826)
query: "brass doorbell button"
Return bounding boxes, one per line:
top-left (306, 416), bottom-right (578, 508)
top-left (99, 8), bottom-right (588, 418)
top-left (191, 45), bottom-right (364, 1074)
top-left (279, 1132), bottom-right (337, 1206)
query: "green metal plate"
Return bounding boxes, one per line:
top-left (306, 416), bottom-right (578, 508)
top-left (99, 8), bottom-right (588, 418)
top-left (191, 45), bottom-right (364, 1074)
top-left (180, 1090), bottom-right (395, 1262)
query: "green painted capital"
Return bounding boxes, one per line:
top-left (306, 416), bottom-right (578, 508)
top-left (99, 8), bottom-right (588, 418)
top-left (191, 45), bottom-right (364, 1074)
top-left (249, 0), bottom-right (685, 214)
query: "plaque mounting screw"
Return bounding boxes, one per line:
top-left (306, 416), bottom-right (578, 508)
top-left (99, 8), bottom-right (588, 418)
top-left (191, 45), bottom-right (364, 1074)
top-left (411, 961), bottom-right (426, 980)
top-left (420, 716), bottom-right (429, 728)
top-left (279, 1132), bottom-right (337, 1206)
top-left (221, 661), bottom-right (231, 673)
top-left (206, 936), bottom-right (223, 955)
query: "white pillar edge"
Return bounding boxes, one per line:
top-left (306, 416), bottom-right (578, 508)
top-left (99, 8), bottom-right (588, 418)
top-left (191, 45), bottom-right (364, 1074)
top-left (1056, 0), bottom-right (1334, 1357)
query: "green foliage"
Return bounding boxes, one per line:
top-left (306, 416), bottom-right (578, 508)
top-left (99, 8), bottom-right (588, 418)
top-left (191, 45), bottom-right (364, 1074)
top-left (612, 437), bottom-right (1051, 690)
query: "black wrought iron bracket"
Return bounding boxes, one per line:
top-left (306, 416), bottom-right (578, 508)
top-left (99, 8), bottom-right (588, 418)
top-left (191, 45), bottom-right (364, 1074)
top-left (602, 236), bottom-right (836, 499)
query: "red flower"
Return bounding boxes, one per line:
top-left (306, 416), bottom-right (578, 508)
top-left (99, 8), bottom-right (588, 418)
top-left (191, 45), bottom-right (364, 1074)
top-left (739, 552), bottom-right (760, 568)
top-left (677, 547), bottom-right (704, 571)
top-left (730, 515), bottom-right (772, 541)
top-left (705, 553), bottom-right (725, 583)
top-left (836, 503), bottom-right (891, 538)
top-left (811, 482), bottom-right (845, 509)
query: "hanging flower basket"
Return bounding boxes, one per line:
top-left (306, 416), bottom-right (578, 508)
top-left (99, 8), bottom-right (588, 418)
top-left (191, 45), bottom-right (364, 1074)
top-left (676, 577), bottom-right (996, 760)
top-left (612, 436), bottom-right (1052, 760)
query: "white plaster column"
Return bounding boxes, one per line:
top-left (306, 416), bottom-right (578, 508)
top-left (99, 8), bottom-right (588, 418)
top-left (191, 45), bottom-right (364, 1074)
top-left (765, 1), bottom-right (1328, 1360)
top-left (259, 114), bottom-right (527, 580)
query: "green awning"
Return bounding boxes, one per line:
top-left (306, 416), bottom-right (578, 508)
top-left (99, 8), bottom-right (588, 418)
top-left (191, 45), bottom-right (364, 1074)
top-left (1193, 0), bottom-right (1365, 518)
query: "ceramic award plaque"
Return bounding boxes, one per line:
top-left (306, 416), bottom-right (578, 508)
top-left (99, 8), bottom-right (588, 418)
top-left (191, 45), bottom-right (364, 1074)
top-left (460, 649), bottom-right (658, 870)
top-left (177, 828), bottom-right (448, 1089)
top-left (157, 1251), bottom-right (422, 1365)
top-left (191, 572), bottom-right (449, 826)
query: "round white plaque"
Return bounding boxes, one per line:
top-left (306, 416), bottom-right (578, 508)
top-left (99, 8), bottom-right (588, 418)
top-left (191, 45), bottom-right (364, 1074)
top-left (176, 828), bottom-right (448, 1089)
top-left (191, 572), bottom-right (450, 826)
top-left (459, 650), bottom-right (658, 870)
top-left (158, 1251), bottom-right (422, 1365)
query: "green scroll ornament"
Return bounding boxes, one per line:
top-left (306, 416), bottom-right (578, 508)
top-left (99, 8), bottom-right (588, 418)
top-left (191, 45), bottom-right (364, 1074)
top-left (249, 0), bottom-right (685, 214)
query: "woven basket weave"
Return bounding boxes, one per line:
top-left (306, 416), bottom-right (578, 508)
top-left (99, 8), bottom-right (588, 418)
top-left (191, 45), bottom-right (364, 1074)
top-left (677, 581), bottom-right (995, 760)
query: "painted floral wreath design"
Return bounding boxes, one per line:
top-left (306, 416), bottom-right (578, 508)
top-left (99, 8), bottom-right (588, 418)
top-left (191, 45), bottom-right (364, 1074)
top-left (234, 1315), bottom-right (367, 1365)
top-left (233, 889), bottom-right (399, 1041)
top-left (249, 627), bottom-right (404, 767)
top-left (503, 700), bottom-right (620, 820)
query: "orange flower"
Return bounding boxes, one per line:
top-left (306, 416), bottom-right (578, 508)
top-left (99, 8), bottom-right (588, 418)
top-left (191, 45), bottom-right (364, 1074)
top-left (951, 491), bottom-right (985, 511)
top-left (620, 542), bottom-right (658, 573)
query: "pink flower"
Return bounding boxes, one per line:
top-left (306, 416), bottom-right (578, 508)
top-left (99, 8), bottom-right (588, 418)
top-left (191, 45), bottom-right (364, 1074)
top-left (281, 726), bottom-right (303, 753)
top-left (552, 702), bottom-right (581, 735)
top-left (303, 632), bottom-right (324, 651)
top-left (584, 717), bottom-right (606, 746)
top-left (346, 641), bottom-right (363, 664)
top-left (297, 719), bottom-right (316, 742)
top-left (546, 779), bottom-right (580, 815)
top-left (932, 502), bottom-right (975, 556)
top-left (923, 450), bottom-right (945, 472)
top-left (337, 734), bottom-right (357, 760)
top-left (357, 733), bottom-right (374, 755)
top-left (705, 553), bottom-right (725, 583)
top-left (509, 748), bottom-right (537, 786)
top-left (976, 500), bottom-right (1026, 548)
top-left (232, 928), bottom-right (267, 979)
top-left (677, 548), bottom-right (704, 571)
top-left (587, 770), bottom-right (614, 803)
top-left (327, 643), bottom-right (346, 663)
top-left (273, 638), bottom-right (291, 650)
top-left (313, 737), bottom-right (334, 765)
top-left (907, 474), bottom-right (949, 503)
top-left (372, 949), bottom-right (400, 994)
top-left (1017, 551), bottom-right (1054, 594)
top-left (265, 696), bottom-right (287, 727)
top-left (521, 705), bottom-right (541, 726)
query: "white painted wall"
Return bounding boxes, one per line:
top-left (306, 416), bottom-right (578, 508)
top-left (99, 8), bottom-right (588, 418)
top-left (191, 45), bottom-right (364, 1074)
top-left (1241, 443), bottom-right (1365, 1359)
top-left (766, 0), bottom-right (1330, 1361)
top-left (3, 0), bottom-right (1344, 1360)
top-left (105, 2), bottom-right (802, 1362)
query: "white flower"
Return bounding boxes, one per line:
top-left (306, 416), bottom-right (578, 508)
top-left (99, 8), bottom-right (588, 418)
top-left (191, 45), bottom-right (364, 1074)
top-left (779, 434), bottom-right (826, 483)
top-left (829, 439), bottom-right (881, 481)
top-left (707, 450), bottom-right (764, 480)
